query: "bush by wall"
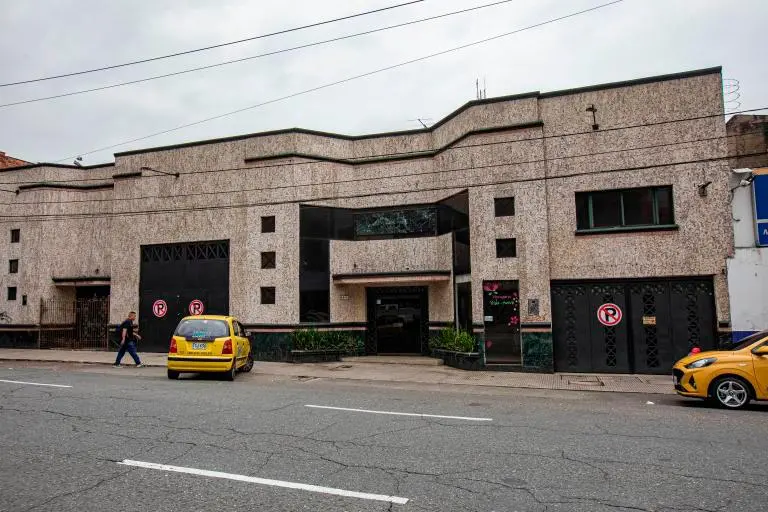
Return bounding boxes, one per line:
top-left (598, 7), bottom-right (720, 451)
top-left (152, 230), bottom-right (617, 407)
top-left (428, 327), bottom-right (477, 353)
top-left (290, 329), bottom-right (358, 353)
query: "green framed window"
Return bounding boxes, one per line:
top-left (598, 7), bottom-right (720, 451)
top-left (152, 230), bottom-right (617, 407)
top-left (575, 186), bottom-right (674, 232)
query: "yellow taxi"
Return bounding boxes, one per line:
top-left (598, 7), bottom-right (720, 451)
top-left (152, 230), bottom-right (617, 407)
top-left (167, 315), bottom-right (253, 381)
top-left (672, 330), bottom-right (768, 409)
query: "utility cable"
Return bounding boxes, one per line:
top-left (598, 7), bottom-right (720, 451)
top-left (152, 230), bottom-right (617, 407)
top-left (3, 148), bottom-right (762, 222)
top-left (51, 0), bottom-right (626, 163)
top-left (0, 0), bottom-right (424, 88)
top-left (4, 104), bottom-right (762, 187)
top-left (0, 0), bottom-right (518, 109)
top-left (4, 127), bottom-right (765, 205)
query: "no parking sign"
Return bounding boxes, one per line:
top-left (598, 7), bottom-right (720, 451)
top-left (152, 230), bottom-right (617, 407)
top-left (597, 303), bottom-right (622, 327)
top-left (189, 299), bottom-right (205, 316)
top-left (152, 300), bottom-right (167, 318)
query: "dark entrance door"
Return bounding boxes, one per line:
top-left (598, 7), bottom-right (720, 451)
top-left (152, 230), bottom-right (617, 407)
top-left (139, 240), bottom-right (230, 352)
top-left (483, 280), bottom-right (522, 364)
top-left (552, 278), bottom-right (717, 374)
top-left (366, 287), bottom-right (428, 354)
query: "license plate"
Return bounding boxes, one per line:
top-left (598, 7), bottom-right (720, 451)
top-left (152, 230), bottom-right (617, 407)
top-left (191, 342), bottom-right (208, 350)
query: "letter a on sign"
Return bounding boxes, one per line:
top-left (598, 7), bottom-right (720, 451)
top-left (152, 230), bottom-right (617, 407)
top-left (597, 303), bottom-right (622, 327)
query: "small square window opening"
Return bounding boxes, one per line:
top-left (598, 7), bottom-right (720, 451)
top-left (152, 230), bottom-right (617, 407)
top-left (261, 286), bottom-right (276, 304)
top-left (496, 238), bottom-right (517, 258)
top-left (261, 216), bottom-right (276, 233)
top-left (261, 251), bottom-right (276, 269)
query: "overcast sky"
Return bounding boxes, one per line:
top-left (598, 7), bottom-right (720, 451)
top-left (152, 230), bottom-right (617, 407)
top-left (1, 0), bottom-right (766, 165)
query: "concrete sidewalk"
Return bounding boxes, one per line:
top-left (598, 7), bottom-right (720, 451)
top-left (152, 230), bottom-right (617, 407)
top-left (0, 349), bottom-right (674, 394)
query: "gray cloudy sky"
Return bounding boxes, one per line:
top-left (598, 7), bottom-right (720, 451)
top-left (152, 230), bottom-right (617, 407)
top-left (1, 0), bottom-right (766, 165)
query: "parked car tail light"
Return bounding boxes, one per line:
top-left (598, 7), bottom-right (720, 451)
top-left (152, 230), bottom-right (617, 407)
top-left (169, 338), bottom-right (178, 354)
top-left (222, 338), bottom-right (233, 355)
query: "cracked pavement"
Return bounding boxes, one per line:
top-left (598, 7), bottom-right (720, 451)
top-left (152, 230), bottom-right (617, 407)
top-left (0, 362), bottom-right (766, 511)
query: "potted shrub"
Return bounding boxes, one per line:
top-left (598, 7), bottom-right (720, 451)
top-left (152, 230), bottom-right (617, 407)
top-left (289, 329), bottom-right (357, 363)
top-left (429, 327), bottom-right (483, 370)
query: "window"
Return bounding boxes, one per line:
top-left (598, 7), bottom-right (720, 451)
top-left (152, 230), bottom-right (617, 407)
top-left (22, 295), bottom-right (27, 306)
top-left (10, 229), bottom-right (20, 243)
top-left (7, 287), bottom-right (17, 301)
top-left (9, 260), bottom-right (18, 274)
top-left (353, 206), bottom-right (437, 238)
top-left (261, 216), bottom-right (276, 233)
top-left (175, 319), bottom-right (229, 338)
top-left (261, 286), bottom-right (276, 305)
top-left (494, 197), bottom-right (515, 217)
top-left (575, 186), bottom-right (674, 232)
top-left (496, 238), bottom-right (517, 258)
top-left (261, 251), bottom-right (276, 269)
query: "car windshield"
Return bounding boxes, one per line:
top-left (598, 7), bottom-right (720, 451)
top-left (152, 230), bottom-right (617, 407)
top-left (175, 319), bottom-right (229, 339)
top-left (727, 330), bottom-right (768, 351)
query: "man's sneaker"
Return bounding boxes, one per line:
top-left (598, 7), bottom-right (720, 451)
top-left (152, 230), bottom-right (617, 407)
top-left (112, 364), bottom-right (122, 368)
top-left (135, 364), bottom-right (145, 368)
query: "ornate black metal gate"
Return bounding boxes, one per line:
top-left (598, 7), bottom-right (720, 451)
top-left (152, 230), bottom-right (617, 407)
top-left (139, 240), bottom-right (230, 352)
top-left (552, 278), bottom-right (717, 374)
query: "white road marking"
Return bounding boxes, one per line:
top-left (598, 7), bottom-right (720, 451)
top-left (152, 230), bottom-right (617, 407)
top-left (305, 404), bottom-right (493, 422)
top-left (118, 460), bottom-right (409, 505)
top-left (0, 378), bottom-right (71, 388)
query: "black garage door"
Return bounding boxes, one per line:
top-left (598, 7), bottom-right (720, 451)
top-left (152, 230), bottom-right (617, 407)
top-left (551, 278), bottom-right (717, 374)
top-left (139, 240), bottom-right (230, 352)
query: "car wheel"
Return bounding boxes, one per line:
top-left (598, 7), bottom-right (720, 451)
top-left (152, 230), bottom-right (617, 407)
top-left (224, 360), bottom-right (237, 381)
top-left (242, 352), bottom-right (254, 373)
top-left (712, 377), bottom-right (751, 409)
top-left (167, 369), bottom-right (180, 380)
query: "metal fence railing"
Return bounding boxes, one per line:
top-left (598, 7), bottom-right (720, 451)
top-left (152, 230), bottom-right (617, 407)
top-left (39, 297), bottom-right (110, 350)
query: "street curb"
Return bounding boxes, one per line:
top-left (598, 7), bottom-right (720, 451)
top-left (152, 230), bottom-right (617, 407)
top-left (0, 357), bottom-right (165, 368)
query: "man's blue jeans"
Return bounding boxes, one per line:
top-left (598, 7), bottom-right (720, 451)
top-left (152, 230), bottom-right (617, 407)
top-left (115, 341), bottom-right (141, 365)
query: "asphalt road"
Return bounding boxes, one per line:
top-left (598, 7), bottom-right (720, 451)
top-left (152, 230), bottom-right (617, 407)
top-left (0, 362), bottom-right (766, 512)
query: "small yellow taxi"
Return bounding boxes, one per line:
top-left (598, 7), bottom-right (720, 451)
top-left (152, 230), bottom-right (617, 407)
top-left (167, 315), bottom-right (253, 381)
top-left (672, 330), bottom-right (768, 409)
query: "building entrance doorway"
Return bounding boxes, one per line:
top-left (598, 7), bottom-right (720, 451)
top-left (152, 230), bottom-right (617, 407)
top-left (366, 287), bottom-right (428, 354)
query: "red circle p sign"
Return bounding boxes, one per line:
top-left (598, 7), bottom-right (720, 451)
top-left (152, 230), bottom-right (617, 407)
top-left (189, 299), bottom-right (205, 316)
top-left (152, 299), bottom-right (167, 318)
top-left (597, 303), bottom-right (622, 327)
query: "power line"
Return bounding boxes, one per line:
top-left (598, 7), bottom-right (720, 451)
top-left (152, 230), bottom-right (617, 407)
top-left (3, 148), bottom-right (762, 222)
top-left (51, 0), bottom-right (626, 163)
top-left (0, 0), bottom-right (518, 109)
top-left (5, 104), bottom-right (762, 187)
top-left (0, 0), bottom-right (425, 88)
top-left (5, 127), bottom-right (765, 206)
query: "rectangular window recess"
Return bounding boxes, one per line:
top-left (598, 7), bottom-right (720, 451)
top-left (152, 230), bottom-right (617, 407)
top-left (575, 224), bottom-right (679, 236)
top-left (261, 216), bottom-right (276, 233)
top-left (496, 238), bottom-right (517, 258)
top-left (260, 287), bottom-right (276, 305)
top-left (261, 252), bottom-right (276, 269)
top-left (494, 197), bottom-right (515, 217)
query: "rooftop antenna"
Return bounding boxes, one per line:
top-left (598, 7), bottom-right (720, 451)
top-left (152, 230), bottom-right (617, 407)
top-left (408, 118), bottom-right (433, 128)
top-left (476, 78), bottom-right (487, 100)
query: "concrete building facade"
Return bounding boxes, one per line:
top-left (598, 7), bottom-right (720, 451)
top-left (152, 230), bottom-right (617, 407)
top-left (726, 115), bottom-right (768, 340)
top-left (0, 67), bottom-right (736, 373)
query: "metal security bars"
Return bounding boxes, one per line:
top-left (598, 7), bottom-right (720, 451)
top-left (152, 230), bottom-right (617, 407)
top-left (38, 297), bottom-right (110, 350)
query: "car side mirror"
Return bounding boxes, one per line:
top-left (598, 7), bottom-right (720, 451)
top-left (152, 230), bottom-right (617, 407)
top-left (752, 345), bottom-right (768, 356)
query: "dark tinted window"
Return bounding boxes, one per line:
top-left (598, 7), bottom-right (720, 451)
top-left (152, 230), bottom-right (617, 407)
top-left (353, 207), bottom-right (437, 238)
top-left (7, 287), bottom-right (16, 301)
top-left (10, 229), bottom-right (20, 243)
top-left (261, 251), bottom-right (276, 269)
top-left (496, 238), bottom-right (517, 258)
top-left (300, 239), bottom-right (329, 272)
top-left (494, 197), bottom-right (515, 217)
top-left (590, 190), bottom-right (622, 228)
top-left (300, 290), bottom-right (330, 322)
top-left (300, 207), bottom-right (332, 238)
top-left (261, 216), bottom-right (275, 233)
top-left (261, 287), bottom-right (276, 305)
top-left (622, 188), bottom-right (654, 226)
top-left (9, 260), bottom-right (18, 274)
top-left (575, 186), bottom-right (674, 231)
top-left (656, 187), bottom-right (674, 225)
top-left (175, 319), bottom-right (230, 338)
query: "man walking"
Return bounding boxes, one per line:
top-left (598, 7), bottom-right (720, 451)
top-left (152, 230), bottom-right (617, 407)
top-left (114, 311), bottom-right (144, 368)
